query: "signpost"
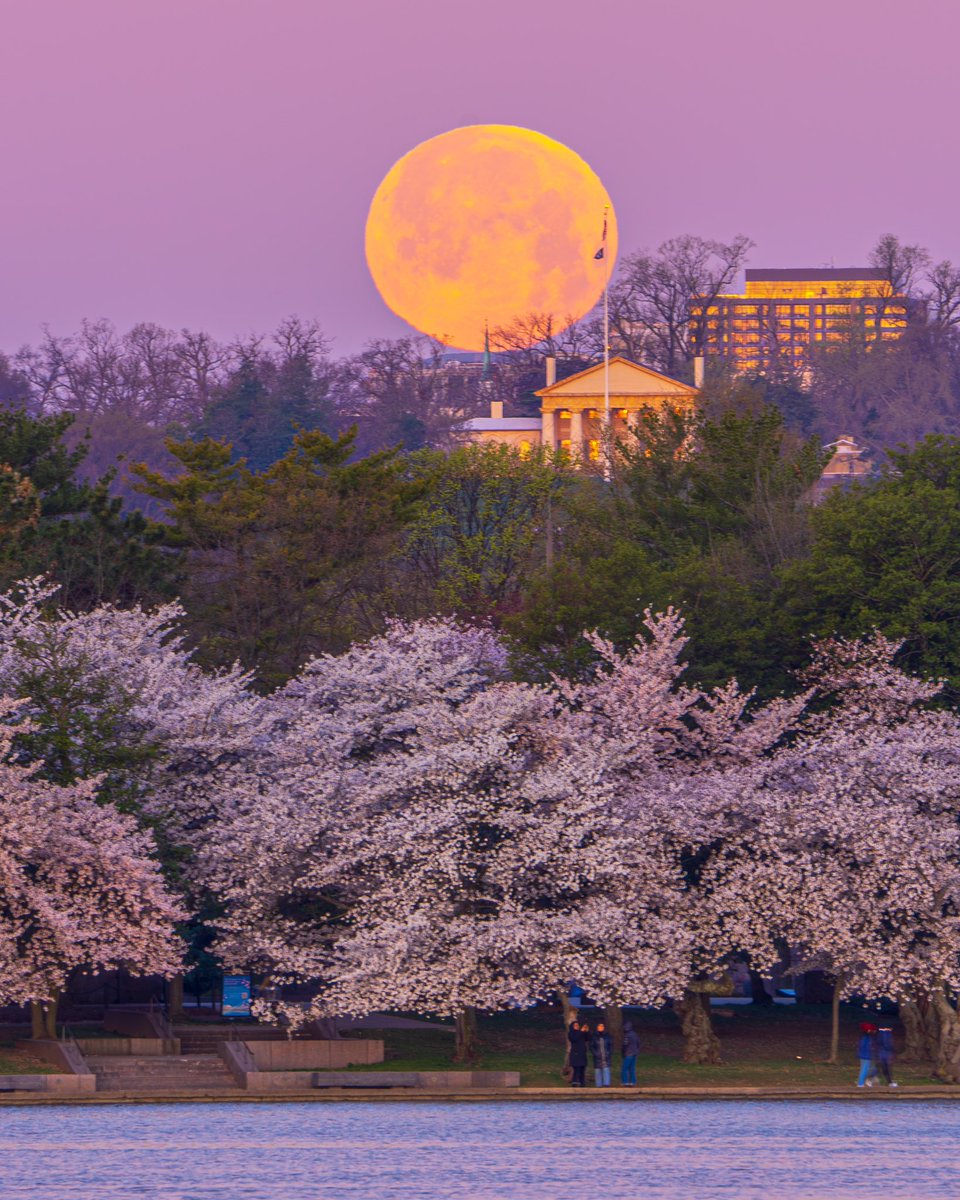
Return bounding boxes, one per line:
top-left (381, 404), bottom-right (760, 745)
top-left (222, 974), bottom-right (252, 1018)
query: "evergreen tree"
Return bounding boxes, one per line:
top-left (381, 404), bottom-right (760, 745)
top-left (0, 409), bottom-right (177, 607)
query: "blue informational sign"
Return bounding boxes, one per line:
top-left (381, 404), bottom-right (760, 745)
top-left (222, 974), bottom-right (252, 1018)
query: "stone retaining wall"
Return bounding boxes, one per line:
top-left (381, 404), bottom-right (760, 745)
top-left (0, 1073), bottom-right (96, 1095)
top-left (245, 1039), bottom-right (383, 1071)
top-left (311, 1070), bottom-right (521, 1089)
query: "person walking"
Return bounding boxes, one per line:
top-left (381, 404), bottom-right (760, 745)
top-left (856, 1022), bottom-right (878, 1088)
top-left (567, 1020), bottom-right (588, 1088)
top-left (621, 1020), bottom-right (640, 1087)
top-left (592, 1021), bottom-right (613, 1087)
top-left (876, 1024), bottom-right (898, 1088)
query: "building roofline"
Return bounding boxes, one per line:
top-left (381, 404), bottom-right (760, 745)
top-left (745, 268), bottom-right (888, 282)
top-left (535, 355), bottom-right (697, 397)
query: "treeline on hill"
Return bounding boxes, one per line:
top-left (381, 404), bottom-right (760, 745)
top-left (3, 234), bottom-right (960, 499)
top-left (4, 230), bottom-right (960, 691)
top-left (5, 379), bottom-right (960, 705)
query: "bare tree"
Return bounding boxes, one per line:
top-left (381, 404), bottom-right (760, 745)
top-left (923, 260), bottom-right (960, 330)
top-left (486, 312), bottom-right (600, 413)
top-left (331, 336), bottom-right (474, 456)
top-left (609, 234), bottom-right (753, 376)
top-left (869, 234), bottom-right (931, 299)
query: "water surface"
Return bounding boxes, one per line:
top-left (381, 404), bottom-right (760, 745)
top-left (1, 1100), bottom-right (958, 1199)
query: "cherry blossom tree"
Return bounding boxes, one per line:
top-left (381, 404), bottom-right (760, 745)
top-left (701, 632), bottom-right (960, 1076)
top-left (317, 684), bottom-right (696, 1059)
top-left (206, 609), bottom-right (801, 1064)
top-left (554, 609), bottom-right (808, 1062)
top-left (200, 618), bottom-right (516, 1053)
top-left (0, 578), bottom-right (262, 1017)
top-left (0, 700), bottom-right (184, 1037)
top-left (0, 577), bottom-right (261, 828)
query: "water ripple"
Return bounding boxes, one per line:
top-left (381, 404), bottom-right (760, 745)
top-left (0, 1100), bottom-right (957, 1199)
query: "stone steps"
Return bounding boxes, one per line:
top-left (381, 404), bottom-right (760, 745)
top-left (86, 1053), bottom-right (239, 1093)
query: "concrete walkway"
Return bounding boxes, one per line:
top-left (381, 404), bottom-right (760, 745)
top-left (2, 1084), bottom-right (959, 1106)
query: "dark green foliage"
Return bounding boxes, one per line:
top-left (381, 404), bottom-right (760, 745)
top-left (508, 394), bottom-right (824, 693)
top-left (775, 435), bottom-right (960, 697)
top-left (8, 624), bottom-right (158, 814)
top-left (134, 427), bottom-right (423, 686)
top-left (200, 320), bottom-right (335, 472)
top-left (0, 409), bottom-right (177, 608)
top-left (399, 442), bottom-right (568, 617)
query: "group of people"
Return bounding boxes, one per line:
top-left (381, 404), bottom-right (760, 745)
top-left (566, 1013), bottom-right (898, 1090)
top-left (856, 1021), bottom-right (897, 1088)
top-left (566, 1019), bottom-right (641, 1087)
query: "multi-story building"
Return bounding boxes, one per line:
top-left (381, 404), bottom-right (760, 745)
top-left (691, 268), bottom-right (908, 375)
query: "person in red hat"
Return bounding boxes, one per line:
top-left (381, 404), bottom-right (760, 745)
top-left (856, 1022), bottom-right (878, 1088)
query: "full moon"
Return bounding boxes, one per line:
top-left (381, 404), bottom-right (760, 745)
top-left (365, 125), bottom-right (618, 351)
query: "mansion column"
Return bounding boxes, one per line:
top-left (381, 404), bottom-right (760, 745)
top-left (542, 408), bottom-right (556, 450)
top-left (625, 408), bottom-right (643, 439)
top-left (569, 409), bottom-right (584, 461)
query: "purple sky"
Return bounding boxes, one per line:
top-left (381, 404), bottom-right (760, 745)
top-left (1, 0), bottom-right (955, 356)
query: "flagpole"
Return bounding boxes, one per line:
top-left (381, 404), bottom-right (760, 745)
top-left (602, 204), bottom-right (610, 478)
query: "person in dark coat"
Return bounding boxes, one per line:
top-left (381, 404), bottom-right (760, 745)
top-left (856, 1022), bottom-right (878, 1087)
top-left (621, 1020), bottom-right (640, 1086)
top-left (876, 1025), bottom-right (897, 1088)
top-left (567, 1020), bottom-right (588, 1087)
top-left (591, 1021), bottom-right (613, 1087)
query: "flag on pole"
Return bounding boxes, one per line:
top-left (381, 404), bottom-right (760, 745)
top-left (594, 213), bottom-right (608, 260)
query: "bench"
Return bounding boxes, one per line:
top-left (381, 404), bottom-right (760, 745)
top-left (312, 1071), bottom-right (419, 1089)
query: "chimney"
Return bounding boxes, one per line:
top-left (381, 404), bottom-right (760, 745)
top-left (545, 356), bottom-right (557, 387)
top-left (490, 400), bottom-right (504, 419)
top-left (693, 356), bottom-right (705, 388)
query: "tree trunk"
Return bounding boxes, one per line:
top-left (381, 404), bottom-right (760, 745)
top-left (923, 996), bottom-right (941, 1061)
top-left (454, 1007), bottom-right (479, 1063)
top-left (167, 975), bottom-right (185, 1021)
top-left (44, 996), bottom-right (59, 1040)
top-left (930, 989), bottom-right (960, 1083)
top-left (675, 989), bottom-right (722, 1065)
top-left (30, 995), bottom-right (59, 1040)
top-left (604, 1005), bottom-right (624, 1060)
top-left (559, 992), bottom-right (576, 1069)
top-left (30, 1001), bottom-right (46, 1041)
top-left (749, 969), bottom-right (774, 1008)
top-left (900, 997), bottom-right (927, 1063)
top-left (827, 976), bottom-right (842, 1065)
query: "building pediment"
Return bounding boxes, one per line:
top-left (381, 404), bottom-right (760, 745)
top-left (535, 357), bottom-right (697, 403)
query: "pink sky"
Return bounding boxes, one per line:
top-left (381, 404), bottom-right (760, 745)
top-left (0, 0), bottom-right (955, 355)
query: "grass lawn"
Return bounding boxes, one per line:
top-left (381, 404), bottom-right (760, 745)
top-left (0, 1043), bottom-right (56, 1075)
top-left (345, 1003), bottom-right (940, 1088)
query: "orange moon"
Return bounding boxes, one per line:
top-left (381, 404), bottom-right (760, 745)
top-left (365, 125), bottom-right (618, 351)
